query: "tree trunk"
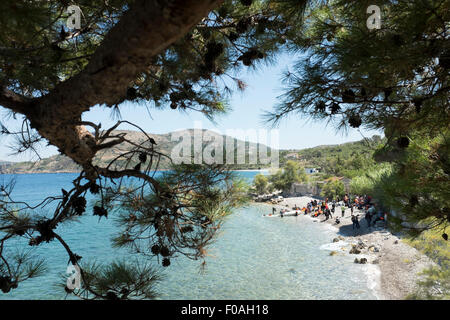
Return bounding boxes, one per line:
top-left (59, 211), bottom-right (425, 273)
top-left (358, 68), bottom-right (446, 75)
top-left (2, 0), bottom-right (223, 178)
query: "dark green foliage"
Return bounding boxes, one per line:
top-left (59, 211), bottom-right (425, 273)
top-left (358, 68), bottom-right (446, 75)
top-left (282, 135), bottom-right (382, 178)
top-left (0, 250), bottom-right (46, 293)
top-left (405, 228), bottom-right (450, 299)
top-left (253, 173), bottom-right (269, 194)
top-left (358, 132), bottom-right (450, 235)
top-left (396, 137), bottom-right (410, 149)
top-left (268, 160), bottom-right (308, 192)
top-left (320, 179), bottom-right (345, 200)
top-left (266, 0), bottom-right (449, 139)
top-left (0, 0), bottom-right (308, 300)
top-left (61, 260), bottom-right (163, 300)
top-left (266, 0), bottom-right (449, 237)
top-left (0, 0), bottom-right (308, 122)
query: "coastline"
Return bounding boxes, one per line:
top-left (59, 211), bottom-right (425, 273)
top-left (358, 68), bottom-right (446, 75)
top-left (263, 196), bottom-right (435, 300)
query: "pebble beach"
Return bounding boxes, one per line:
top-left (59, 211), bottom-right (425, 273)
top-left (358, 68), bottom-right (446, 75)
top-left (267, 196), bottom-right (436, 300)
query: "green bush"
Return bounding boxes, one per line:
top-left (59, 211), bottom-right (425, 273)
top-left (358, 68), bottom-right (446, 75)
top-left (320, 180), bottom-right (345, 199)
top-left (405, 228), bottom-right (450, 300)
top-left (253, 173), bottom-right (269, 194)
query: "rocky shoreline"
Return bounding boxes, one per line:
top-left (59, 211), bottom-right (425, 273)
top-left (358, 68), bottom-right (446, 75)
top-left (264, 196), bottom-right (435, 300)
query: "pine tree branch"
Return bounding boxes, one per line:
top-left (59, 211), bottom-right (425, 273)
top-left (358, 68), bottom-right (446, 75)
top-left (0, 0), bottom-right (223, 179)
top-left (0, 87), bottom-right (31, 115)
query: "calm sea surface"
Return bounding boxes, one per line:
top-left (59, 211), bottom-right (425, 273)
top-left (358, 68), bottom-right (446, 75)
top-left (0, 172), bottom-right (377, 300)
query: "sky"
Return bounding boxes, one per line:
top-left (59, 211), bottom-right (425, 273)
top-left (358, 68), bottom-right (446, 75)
top-left (0, 52), bottom-right (382, 162)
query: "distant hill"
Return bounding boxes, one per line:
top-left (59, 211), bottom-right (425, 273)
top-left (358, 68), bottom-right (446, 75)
top-left (0, 160), bottom-right (13, 174)
top-left (0, 129), bottom-right (275, 174)
top-left (0, 131), bottom-right (383, 175)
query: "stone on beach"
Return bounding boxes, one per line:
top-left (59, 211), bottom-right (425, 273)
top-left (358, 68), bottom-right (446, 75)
top-left (354, 257), bottom-right (368, 264)
top-left (357, 239), bottom-right (366, 249)
top-left (349, 245), bottom-right (361, 254)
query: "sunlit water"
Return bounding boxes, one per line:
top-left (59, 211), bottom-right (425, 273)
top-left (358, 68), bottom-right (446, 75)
top-left (0, 172), bottom-right (377, 300)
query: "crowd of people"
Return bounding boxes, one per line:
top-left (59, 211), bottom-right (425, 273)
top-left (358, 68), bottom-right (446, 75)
top-left (283, 194), bottom-right (389, 230)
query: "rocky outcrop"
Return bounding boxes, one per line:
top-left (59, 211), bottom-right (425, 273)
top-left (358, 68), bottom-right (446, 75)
top-left (289, 182), bottom-right (322, 197)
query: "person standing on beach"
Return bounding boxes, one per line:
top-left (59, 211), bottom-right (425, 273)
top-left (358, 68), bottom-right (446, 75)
top-left (352, 215), bottom-right (361, 229)
top-left (355, 215), bottom-right (361, 229)
top-left (365, 209), bottom-right (372, 228)
top-left (351, 215), bottom-right (357, 229)
top-left (341, 205), bottom-right (345, 217)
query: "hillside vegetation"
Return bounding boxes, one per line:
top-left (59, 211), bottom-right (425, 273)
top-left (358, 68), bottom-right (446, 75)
top-left (280, 135), bottom-right (384, 179)
top-left (0, 129), bottom-right (274, 173)
top-left (1, 133), bottom-right (384, 175)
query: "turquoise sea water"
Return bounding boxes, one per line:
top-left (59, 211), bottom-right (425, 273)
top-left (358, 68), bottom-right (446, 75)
top-left (0, 172), bottom-right (377, 300)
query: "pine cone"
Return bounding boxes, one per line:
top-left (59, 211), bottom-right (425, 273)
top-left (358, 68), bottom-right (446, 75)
top-left (315, 101), bottom-right (326, 113)
top-left (138, 152), bottom-right (147, 163)
top-left (329, 103), bottom-right (340, 114)
top-left (162, 258), bottom-right (171, 267)
top-left (160, 246), bottom-right (170, 257)
top-left (93, 206), bottom-right (108, 218)
top-left (348, 114), bottom-right (362, 128)
top-left (151, 244), bottom-right (160, 255)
